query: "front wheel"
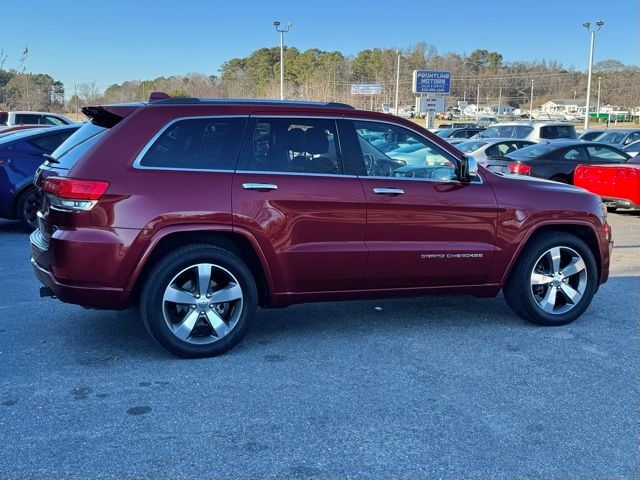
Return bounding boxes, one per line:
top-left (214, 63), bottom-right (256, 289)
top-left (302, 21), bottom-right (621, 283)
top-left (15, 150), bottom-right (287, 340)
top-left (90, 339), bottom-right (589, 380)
top-left (503, 233), bottom-right (598, 326)
top-left (140, 244), bottom-right (258, 357)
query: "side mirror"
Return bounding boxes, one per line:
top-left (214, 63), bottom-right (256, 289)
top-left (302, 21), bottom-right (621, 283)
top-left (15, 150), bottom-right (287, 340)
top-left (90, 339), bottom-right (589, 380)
top-left (458, 156), bottom-right (479, 182)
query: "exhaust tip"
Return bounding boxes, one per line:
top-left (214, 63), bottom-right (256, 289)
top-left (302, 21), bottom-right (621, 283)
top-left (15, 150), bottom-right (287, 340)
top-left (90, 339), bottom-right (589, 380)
top-left (39, 286), bottom-right (56, 299)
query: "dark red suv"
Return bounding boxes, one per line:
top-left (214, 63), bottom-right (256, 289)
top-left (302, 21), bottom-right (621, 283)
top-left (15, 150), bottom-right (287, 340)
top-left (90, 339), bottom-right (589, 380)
top-left (30, 95), bottom-right (613, 357)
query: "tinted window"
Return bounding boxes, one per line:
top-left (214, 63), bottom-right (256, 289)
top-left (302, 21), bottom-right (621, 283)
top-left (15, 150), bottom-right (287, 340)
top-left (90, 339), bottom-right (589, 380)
top-left (624, 140), bottom-right (640, 153)
top-left (49, 123), bottom-right (106, 169)
top-left (539, 125), bottom-right (577, 140)
top-left (0, 113), bottom-right (7, 126)
top-left (457, 140), bottom-right (488, 153)
top-left (479, 125), bottom-right (532, 139)
top-left (626, 132), bottom-right (640, 144)
top-left (44, 115), bottom-right (66, 126)
top-left (15, 114), bottom-right (44, 125)
top-left (587, 145), bottom-right (628, 163)
top-left (353, 120), bottom-right (458, 181)
top-left (596, 131), bottom-right (626, 144)
top-left (30, 131), bottom-right (74, 153)
top-left (485, 141), bottom-right (520, 157)
top-left (139, 117), bottom-right (246, 170)
top-left (435, 129), bottom-right (455, 138)
top-left (562, 148), bottom-right (588, 161)
top-left (509, 144), bottom-right (555, 159)
top-left (241, 117), bottom-right (342, 175)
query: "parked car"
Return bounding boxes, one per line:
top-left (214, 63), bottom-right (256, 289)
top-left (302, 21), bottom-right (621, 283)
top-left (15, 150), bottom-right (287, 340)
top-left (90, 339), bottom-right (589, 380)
top-left (0, 111), bottom-right (75, 131)
top-left (31, 95), bottom-right (611, 358)
top-left (0, 125), bottom-right (79, 229)
top-left (434, 127), bottom-right (485, 142)
top-left (592, 129), bottom-right (640, 149)
top-left (574, 156), bottom-right (640, 211)
top-left (455, 138), bottom-right (535, 163)
top-left (476, 116), bottom-right (498, 127)
top-left (476, 121), bottom-right (578, 143)
top-left (622, 139), bottom-right (640, 157)
top-left (483, 140), bottom-right (630, 183)
top-left (0, 124), bottom-right (50, 135)
top-left (579, 129), bottom-right (607, 141)
top-left (438, 123), bottom-right (479, 129)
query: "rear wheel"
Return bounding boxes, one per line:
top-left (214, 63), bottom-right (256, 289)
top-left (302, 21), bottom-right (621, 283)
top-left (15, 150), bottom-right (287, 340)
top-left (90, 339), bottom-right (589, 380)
top-left (550, 175), bottom-right (570, 185)
top-left (140, 244), bottom-right (258, 357)
top-left (17, 187), bottom-right (40, 231)
top-left (503, 233), bottom-right (598, 326)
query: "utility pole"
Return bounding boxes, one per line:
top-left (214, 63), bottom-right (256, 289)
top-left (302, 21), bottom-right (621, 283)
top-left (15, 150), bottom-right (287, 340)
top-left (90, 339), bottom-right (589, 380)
top-left (583, 20), bottom-right (605, 130)
top-left (529, 80), bottom-right (534, 121)
top-left (497, 86), bottom-right (502, 116)
top-left (394, 50), bottom-right (401, 115)
top-left (273, 21), bottom-right (292, 100)
top-left (596, 76), bottom-right (601, 118)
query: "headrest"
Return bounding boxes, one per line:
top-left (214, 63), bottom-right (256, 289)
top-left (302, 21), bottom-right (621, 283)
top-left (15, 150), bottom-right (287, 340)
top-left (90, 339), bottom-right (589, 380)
top-left (287, 128), bottom-right (306, 152)
top-left (305, 127), bottom-right (329, 154)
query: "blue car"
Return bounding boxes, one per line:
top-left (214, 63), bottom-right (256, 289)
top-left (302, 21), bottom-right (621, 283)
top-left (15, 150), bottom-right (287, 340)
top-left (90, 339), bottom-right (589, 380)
top-left (0, 125), bottom-right (79, 229)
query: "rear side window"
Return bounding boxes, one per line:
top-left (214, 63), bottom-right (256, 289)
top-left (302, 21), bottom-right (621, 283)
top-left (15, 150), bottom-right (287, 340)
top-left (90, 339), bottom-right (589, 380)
top-left (0, 113), bottom-right (7, 126)
top-left (138, 117), bottom-right (246, 170)
top-left (15, 114), bottom-right (44, 125)
top-left (239, 117), bottom-right (342, 175)
top-left (539, 125), bottom-right (577, 140)
top-left (30, 131), bottom-right (74, 153)
top-left (49, 123), bottom-right (105, 169)
top-left (587, 145), bottom-right (628, 163)
top-left (562, 148), bottom-right (588, 161)
top-left (44, 115), bottom-right (67, 126)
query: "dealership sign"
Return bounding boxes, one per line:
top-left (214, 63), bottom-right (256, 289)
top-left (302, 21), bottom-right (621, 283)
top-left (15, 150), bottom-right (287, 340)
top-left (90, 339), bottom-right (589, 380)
top-left (412, 70), bottom-right (451, 94)
top-left (351, 83), bottom-right (382, 95)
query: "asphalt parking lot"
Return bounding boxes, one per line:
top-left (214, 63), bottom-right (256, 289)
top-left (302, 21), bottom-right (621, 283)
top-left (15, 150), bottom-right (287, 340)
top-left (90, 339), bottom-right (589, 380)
top-left (0, 214), bottom-right (638, 479)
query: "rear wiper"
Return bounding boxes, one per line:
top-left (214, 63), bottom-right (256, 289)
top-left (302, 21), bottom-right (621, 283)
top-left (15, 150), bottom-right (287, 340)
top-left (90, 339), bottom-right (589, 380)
top-left (43, 154), bottom-right (59, 164)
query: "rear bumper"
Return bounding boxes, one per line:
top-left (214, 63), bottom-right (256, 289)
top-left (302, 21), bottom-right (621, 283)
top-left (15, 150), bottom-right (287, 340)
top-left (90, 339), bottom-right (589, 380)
top-left (30, 229), bottom-right (133, 309)
top-left (30, 256), bottom-right (128, 309)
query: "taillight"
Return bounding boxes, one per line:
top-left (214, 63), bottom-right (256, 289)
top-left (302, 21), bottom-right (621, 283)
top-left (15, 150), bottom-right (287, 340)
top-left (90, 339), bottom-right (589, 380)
top-left (508, 163), bottom-right (532, 175)
top-left (43, 177), bottom-right (109, 211)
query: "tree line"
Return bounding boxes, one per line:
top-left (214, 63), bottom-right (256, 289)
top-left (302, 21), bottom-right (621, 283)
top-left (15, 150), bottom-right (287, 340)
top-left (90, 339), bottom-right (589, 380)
top-left (1, 44), bottom-right (638, 114)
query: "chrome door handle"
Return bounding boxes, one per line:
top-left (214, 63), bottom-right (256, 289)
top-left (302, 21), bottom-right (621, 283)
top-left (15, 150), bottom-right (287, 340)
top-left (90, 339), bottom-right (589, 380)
top-left (242, 183), bottom-right (278, 191)
top-left (373, 187), bottom-right (404, 196)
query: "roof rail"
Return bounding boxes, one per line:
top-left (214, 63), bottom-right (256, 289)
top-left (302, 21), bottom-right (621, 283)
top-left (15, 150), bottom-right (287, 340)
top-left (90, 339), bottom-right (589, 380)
top-left (148, 96), bottom-right (354, 110)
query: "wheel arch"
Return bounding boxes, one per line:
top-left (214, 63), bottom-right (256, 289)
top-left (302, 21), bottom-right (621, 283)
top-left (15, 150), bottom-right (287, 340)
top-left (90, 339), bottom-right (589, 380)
top-left (501, 222), bottom-right (602, 285)
top-left (128, 226), bottom-right (274, 308)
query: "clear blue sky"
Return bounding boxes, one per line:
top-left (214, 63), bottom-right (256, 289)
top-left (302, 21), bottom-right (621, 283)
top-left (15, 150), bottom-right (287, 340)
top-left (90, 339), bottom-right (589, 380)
top-left (2, 0), bottom-right (637, 93)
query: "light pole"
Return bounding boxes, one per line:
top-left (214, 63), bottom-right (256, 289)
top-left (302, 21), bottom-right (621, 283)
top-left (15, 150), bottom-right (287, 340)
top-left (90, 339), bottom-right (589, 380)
top-left (497, 86), bottom-right (502, 116)
top-left (596, 76), bottom-right (601, 118)
top-left (74, 84), bottom-right (79, 120)
top-left (394, 50), bottom-right (400, 115)
top-left (273, 20), bottom-right (292, 100)
top-left (583, 20), bottom-right (604, 130)
top-left (529, 80), bottom-right (534, 121)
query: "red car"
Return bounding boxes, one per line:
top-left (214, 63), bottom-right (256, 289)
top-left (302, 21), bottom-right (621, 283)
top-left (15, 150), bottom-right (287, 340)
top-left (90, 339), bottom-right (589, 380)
top-left (575, 157), bottom-right (640, 211)
top-left (31, 94), bottom-right (612, 357)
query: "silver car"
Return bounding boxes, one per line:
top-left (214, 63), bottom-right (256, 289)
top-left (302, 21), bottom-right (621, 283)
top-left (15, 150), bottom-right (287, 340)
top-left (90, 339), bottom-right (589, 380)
top-left (474, 121), bottom-right (578, 143)
top-left (455, 138), bottom-right (535, 163)
top-left (593, 129), bottom-right (640, 150)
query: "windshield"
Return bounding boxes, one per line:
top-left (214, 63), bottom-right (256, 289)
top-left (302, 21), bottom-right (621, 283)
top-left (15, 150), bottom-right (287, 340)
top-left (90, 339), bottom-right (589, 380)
top-left (596, 131), bottom-right (627, 144)
top-left (456, 140), bottom-right (488, 153)
top-left (48, 122), bottom-right (107, 169)
top-left (435, 129), bottom-right (455, 138)
top-left (479, 125), bottom-right (533, 139)
top-left (508, 143), bottom-right (555, 159)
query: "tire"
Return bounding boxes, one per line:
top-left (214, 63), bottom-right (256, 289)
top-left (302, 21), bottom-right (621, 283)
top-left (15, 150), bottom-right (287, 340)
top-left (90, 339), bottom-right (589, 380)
top-left (16, 187), bottom-right (40, 231)
top-left (140, 244), bottom-right (258, 358)
top-left (550, 175), bottom-right (570, 185)
top-left (503, 232), bottom-right (598, 326)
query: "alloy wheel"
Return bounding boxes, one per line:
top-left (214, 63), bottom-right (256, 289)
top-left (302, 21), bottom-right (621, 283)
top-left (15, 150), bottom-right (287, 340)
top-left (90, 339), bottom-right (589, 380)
top-left (162, 263), bottom-right (244, 344)
top-left (530, 246), bottom-right (588, 315)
